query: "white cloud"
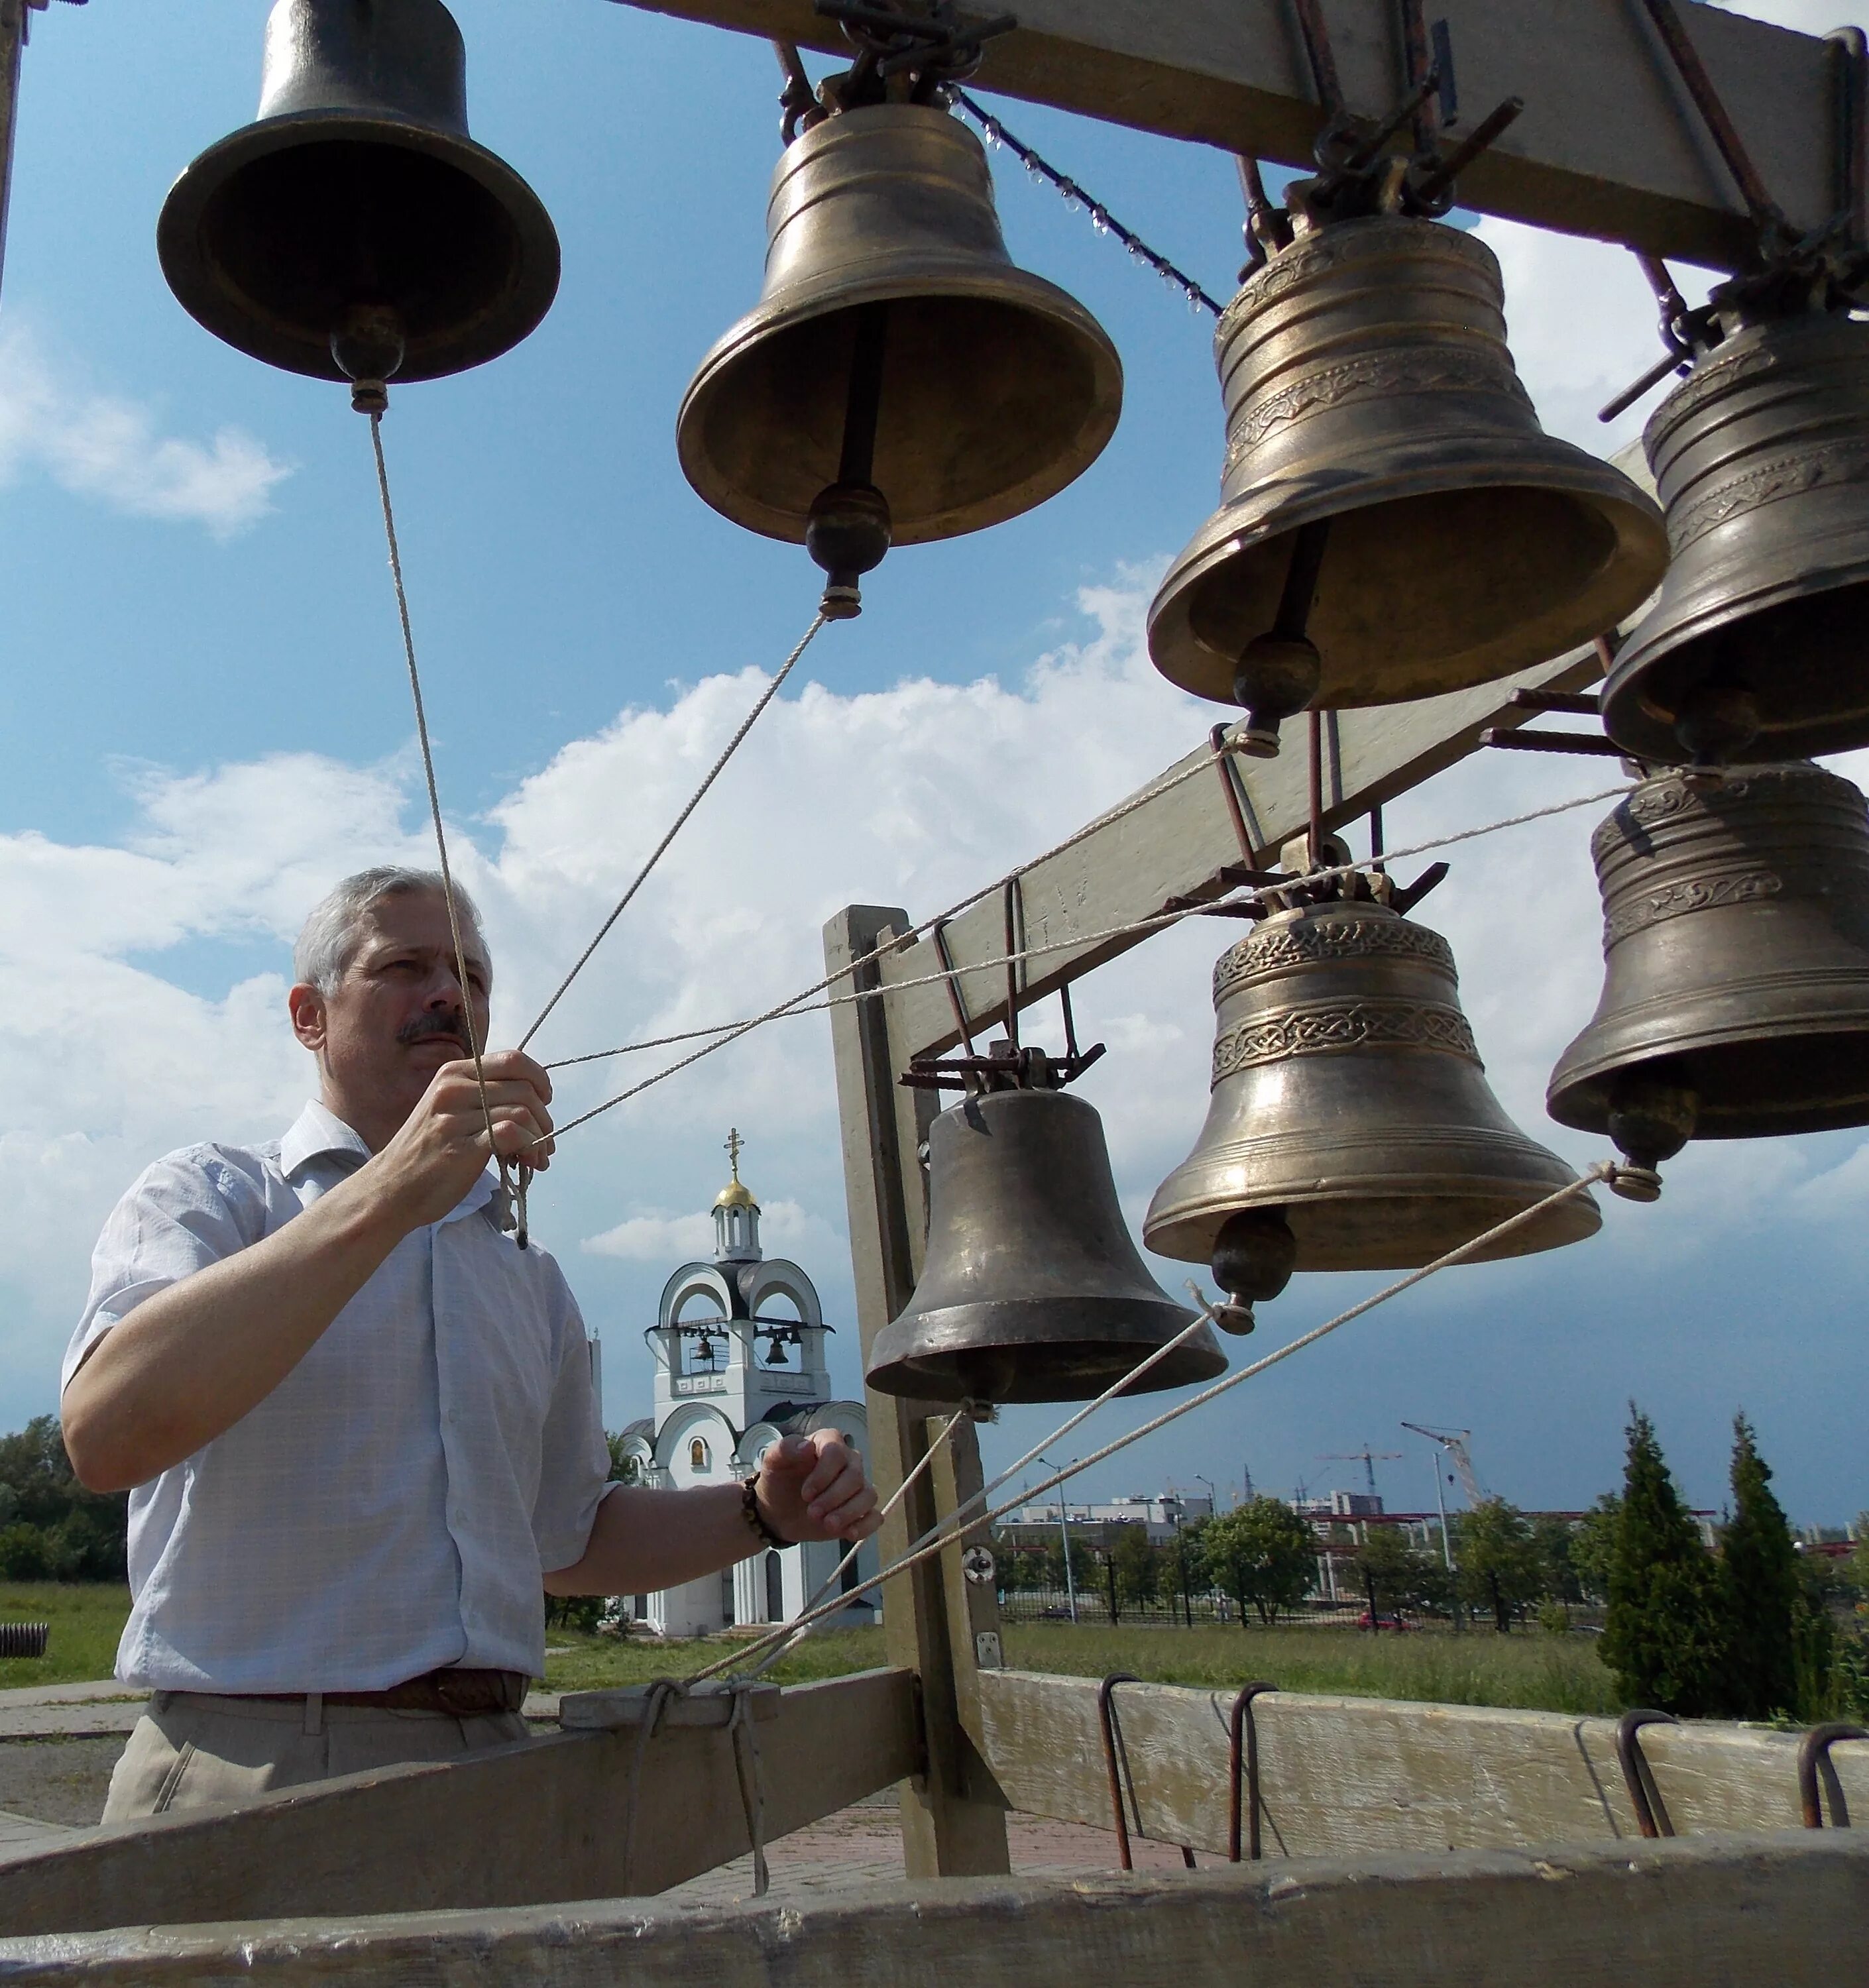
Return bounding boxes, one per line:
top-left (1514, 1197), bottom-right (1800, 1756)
top-left (0, 326), bottom-right (292, 537)
top-left (583, 1198), bottom-right (839, 1265)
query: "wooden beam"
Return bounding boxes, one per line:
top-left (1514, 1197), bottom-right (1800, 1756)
top-left (878, 635), bottom-right (1610, 1063)
top-left (4, 1835), bottom-right (1866, 1985)
top-left (823, 907), bottom-right (1011, 1879)
top-left (975, 1669), bottom-right (1869, 1857)
top-left (0, 1667), bottom-right (918, 1939)
top-left (610, 0), bottom-right (1852, 270)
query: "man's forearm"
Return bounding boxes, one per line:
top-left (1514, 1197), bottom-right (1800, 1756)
top-left (62, 1165), bottom-right (414, 1492)
top-left (545, 1482), bottom-right (762, 1597)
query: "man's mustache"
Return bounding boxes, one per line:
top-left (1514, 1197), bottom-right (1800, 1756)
top-left (397, 1011), bottom-right (469, 1049)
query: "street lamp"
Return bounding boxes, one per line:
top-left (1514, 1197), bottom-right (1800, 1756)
top-left (1194, 1474), bottom-right (1217, 1515)
top-left (1037, 1455), bottom-right (1078, 1624)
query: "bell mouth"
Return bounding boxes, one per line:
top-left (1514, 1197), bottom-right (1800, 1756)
top-left (1603, 578), bottom-right (1869, 765)
top-left (1153, 467), bottom-right (1662, 709)
top-left (1550, 1026), bottom-right (1869, 1142)
top-left (865, 1298), bottom-right (1225, 1406)
top-left (158, 112), bottom-right (561, 382)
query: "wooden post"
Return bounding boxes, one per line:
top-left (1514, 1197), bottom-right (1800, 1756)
top-left (824, 907), bottom-right (1011, 1879)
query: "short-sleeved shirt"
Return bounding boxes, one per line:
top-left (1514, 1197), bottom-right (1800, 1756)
top-left (62, 1100), bottom-right (613, 1693)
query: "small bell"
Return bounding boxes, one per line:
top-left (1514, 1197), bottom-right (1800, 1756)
top-left (1601, 307), bottom-right (1869, 766)
top-left (865, 1087), bottom-right (1223, 1406)
top-left (679, 102), bottom-right (1121, 618)
top-left (1147, 898), bottom-right (1599, 1312)
top-left (1149, 215), bottom-right (1666, 752)
top-left (1548, 762), bottom-right (1869, 1195)
top-left (158, 0), bottom-right (559, 388)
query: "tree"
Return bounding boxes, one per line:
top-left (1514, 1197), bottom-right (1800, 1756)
top-left (0, 1415), bottom-right (129, 1582)
top-left (1110, 1523), bottom-right (1159, 1611)
top-left (1571, 1494), bottom-right (1622, 1604)
top-left (1357, 1524), bottom-right (1437, 1619)
top-left (1600, 1406), bottom-right (1725, 1716)
top-left (1043, 1531), bottom-right (1100, 1599)
top-left (1792, 1553), bottom-right (1841, 1720)
top-left (1161, 1520), bottom-right (1207, 1624)
top-left (1845, 1519), bottom-right (1869, 1602)
top-left (1719, 1414), bottom-right (1799, 1719)
top-left (1201, 1497), bottom-right (1316, 1626)
top-left (1531, 1514), bottom-right (1583, 1608)
top-left (1451, 1500), bottom-right (1542, 1632)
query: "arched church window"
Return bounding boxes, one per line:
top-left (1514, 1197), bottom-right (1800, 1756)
top-left (689, 1437), bottom-right (710, 1472)
top-left (765, 1550), bottom-right (785, 1623)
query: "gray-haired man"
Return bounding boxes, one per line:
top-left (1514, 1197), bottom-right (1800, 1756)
top-left (63, 867), bottom-right (878, 1821)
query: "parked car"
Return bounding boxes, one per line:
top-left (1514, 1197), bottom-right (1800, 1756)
top-left (1357, 1611), bottom-right (1416, 1631)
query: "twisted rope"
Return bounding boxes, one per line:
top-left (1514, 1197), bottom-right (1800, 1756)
top-left (367, 413), bottom-right (522, 1238)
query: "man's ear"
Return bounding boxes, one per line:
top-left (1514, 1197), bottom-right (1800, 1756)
top-left (288, 982), bottom-right (328, 1054)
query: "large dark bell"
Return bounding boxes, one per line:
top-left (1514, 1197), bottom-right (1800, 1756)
top-left (158, 0), bottom-right (560, 384)
top-left (1549, 763), bottom-right (1869, 1156)
top-left (865, 1088), bottom-right (1225, 1406)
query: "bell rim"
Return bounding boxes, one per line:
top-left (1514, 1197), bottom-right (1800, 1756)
top-left (675, 264), bottom-right (1123, 546)
top-left (865, 1298), bottom-right (1225, 1405)
top-left (1144, 1174), bottom-right (1601, 1271)
top-left (1549, 994), bottom-right (1869, 1133)
top-left (1147, 443), bottom-right (1668, 708)
top-left (1601, 559), bottom-right (1869, 763)
top-left (156, 107), bottom-right (562, 384)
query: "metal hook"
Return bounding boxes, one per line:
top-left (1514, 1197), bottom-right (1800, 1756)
top-left (1798, 1722), bottom-right (1867, 1828)
top-left (1227, 1681), bottom-right (1278, 1861)
top-left (1615, 1708), bottom-right (1679, 1838)
top-left (1098, 1673), bottom-right (1196, 1871)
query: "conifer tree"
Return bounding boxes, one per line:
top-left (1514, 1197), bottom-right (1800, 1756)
top-left (1600, 1406), bottom-right (1725, 1715)
top-left (1719, 1413), bottom-right (1799, 1719)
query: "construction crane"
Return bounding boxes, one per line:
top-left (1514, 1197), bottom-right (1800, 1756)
top-left (1318, 1445), bottom-right (1403, 1498)
top-left (1400, 1423), bottom-right (1488, 1506)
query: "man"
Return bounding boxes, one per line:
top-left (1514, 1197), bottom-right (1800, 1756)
top-left (62, 866), bottom-right (879, 1822)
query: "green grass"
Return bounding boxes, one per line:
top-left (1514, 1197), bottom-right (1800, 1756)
top-left (0, 1590), bottom-right (1622, 1719)
top-left (0, 1584), bottom-right (133, 1691)
top-left (543, 1620), bottom-right (1620, 1716)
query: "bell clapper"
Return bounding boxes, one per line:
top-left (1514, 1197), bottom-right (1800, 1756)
top-left (1207, 1207), bottom-right (1299, 1335)
top-left (331, 304), bottom-right (407, 416)
top-left (1603, 1072), bottom-right (1699, 1202)
top-left (807, 300), bottom-right (893, 620)
top-left (1233, 517), bottom-right (1330, 757)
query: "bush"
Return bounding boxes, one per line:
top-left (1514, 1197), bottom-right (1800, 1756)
top-left (0, 1524), bottom-right (48, 1581)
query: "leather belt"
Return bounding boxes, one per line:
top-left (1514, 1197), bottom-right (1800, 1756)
top-left (238, 1667), bottom-right (528, 1716)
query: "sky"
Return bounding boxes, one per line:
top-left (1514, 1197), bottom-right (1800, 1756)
top-left (0, 0), bottom-right (1862, 1529)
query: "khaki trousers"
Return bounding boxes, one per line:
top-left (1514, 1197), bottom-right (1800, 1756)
top-left (102, 1690), bottom-right (532, 1823)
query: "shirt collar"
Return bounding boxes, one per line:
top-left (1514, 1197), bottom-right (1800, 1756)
top-left (280, 1100), bottom-right (500, 1225)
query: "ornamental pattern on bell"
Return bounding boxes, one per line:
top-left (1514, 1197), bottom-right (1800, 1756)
top-left (1212, 998), bottom-right (1478, 1081)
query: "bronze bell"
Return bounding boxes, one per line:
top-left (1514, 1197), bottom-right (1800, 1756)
top-left (678, 103), bottom-right (1122, 613)
top-left (1548, 762), bottom-right (1869, 1196)
top-left (865, 1087), bottom-right (1224, 1406)
top-left (1149, 215), bottom-right (1667, 751)
top-left (1601, 309), bottom-right (1869, 766)
top-left (1146, 898), bottom-right (1599, 1314)
top-left (158, 0), bottom-right (559, 388)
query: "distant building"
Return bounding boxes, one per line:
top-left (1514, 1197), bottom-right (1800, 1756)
top-left (999, 1492), bottom-right (1212, 1548)
top-left (614, 1133), bottom-right (877, 1637)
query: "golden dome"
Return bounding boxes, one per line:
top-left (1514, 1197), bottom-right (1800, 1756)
top-left (714, 1179), bottom-right (758, 1210)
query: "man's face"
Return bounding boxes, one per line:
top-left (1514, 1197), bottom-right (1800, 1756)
top-left (290, 891), bottom-right (492, 1134)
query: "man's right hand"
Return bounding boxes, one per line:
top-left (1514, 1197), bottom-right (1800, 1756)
top-left (367, 1049), bottom-right (556, 1233)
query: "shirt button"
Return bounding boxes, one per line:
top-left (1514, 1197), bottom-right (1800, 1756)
top-left (447, 1409), bottom-right (459, 1425)
top-left (454, 1508), bottom-right (467, 1522)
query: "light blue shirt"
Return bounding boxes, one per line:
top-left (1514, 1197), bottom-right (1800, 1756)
top-left (63, 1101), bottom-right (612, 1693)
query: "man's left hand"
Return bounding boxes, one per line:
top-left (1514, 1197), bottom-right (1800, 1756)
top-left (755, 1432), bottom-right (880, 1545)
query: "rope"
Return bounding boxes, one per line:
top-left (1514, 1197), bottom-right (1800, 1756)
top-left (367, 412), bottom-right (522, 1239)
top-left (727, 1684), bottom-right (770, 1898)
top-left (535, 777), bottom-right (1639, 1122)
top-left (618, 1677), bottom-right (684, 1893)
top-left (697, 1166), bottom-right (1617, 1655)
top-left (518, 610), bottom-right (830, 1053)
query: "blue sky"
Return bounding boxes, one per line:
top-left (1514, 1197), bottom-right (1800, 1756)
top-left (1, 0), bottom-right (1861, 1529)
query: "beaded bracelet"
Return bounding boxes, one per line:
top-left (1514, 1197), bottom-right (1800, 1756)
top-left (742, 1477), bottom-right (791, 1551)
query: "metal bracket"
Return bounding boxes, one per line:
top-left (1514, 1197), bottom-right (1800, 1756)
top-left (1616, 1708), bottom-right (1679, 1838)
top-left (1227, 1681), bottom-right (1278, 1861)
top-left (1098, 1673), bottom-right (1196, 1871)
top-left (1798, 1721), bottom-right (1868, 1828)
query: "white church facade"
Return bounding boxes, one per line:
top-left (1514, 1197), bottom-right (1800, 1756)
top-left (614, 1135), bottom-right (878, 1637)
